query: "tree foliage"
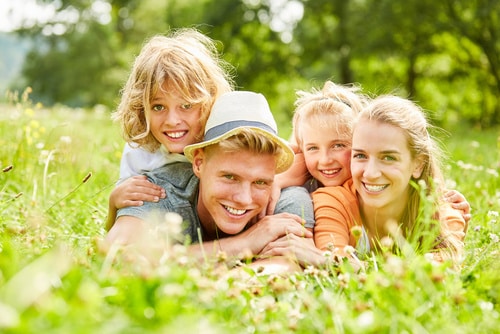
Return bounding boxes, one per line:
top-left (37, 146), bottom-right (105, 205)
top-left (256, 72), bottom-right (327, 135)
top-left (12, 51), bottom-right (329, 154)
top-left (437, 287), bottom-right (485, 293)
top-left (10, 0), bottom-right (500, 127)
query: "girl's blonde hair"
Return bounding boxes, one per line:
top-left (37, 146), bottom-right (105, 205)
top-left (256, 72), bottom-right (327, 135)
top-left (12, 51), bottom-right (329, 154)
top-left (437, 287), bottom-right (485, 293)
top-left (292, 81), bottom-right (368, 149)
top-left (112, 28), bottom-right (235, 152)
top-left (356, 95), bottom-right (462, 258)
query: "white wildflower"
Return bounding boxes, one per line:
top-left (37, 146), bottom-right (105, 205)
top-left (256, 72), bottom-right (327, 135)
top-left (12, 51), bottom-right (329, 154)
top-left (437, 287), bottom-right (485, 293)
top-left (479, 301), bottom-right (494, 311)
top-left (487, 210), bottom-right (499, 217)
top-left (489, 233), bottom-right (499, 243)
top-left (357, 311), bottom-right (374, 328)
top-left (486, 168), bottom-right (499, 177)
top-left (59, 136), bottom-right (72, 144)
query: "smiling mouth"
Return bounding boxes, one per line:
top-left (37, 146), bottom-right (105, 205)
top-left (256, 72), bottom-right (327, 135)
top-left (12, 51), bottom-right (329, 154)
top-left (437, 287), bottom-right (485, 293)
top-left (223, 205), bottom-right (247, 216)
top-left (363, 183), bottom-right (388, 192)
top-left (320, 168), bottom-right (341, 176)
top-left (165, 131), bottom-right (187, 139)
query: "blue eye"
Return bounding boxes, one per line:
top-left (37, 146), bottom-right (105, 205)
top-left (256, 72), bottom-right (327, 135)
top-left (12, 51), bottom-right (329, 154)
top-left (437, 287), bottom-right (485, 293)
top-left (306, 146), bottom-right (318, 152)
top-left (333, 143), bottom-right (347, 149)
top-left (352, 153), bottom-right (366, 159)
top-left (152, 105), bottom-right (164, 112)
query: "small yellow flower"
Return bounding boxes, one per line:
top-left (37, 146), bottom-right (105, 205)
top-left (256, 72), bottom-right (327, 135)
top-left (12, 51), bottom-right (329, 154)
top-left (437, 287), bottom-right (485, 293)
top-left (351, 225), bottom-right (363, 239)
top-left (30, 120), bottom-right (40, 128)
top-left (25, 108), bottom-right (35, 117)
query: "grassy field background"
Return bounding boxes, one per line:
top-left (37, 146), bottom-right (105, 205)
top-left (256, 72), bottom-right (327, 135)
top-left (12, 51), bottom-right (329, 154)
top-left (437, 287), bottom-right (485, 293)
top-left (0, 92), bottom-right (499, 333)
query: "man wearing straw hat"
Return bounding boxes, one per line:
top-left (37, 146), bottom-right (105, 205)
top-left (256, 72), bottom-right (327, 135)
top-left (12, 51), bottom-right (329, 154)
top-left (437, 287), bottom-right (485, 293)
top-left (106, 91), bottom-right (316, 268)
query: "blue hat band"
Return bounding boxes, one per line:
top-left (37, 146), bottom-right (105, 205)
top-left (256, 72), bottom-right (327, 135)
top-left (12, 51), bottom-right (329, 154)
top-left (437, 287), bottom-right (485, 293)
top-left (204, 120), bottom-right (277, 141)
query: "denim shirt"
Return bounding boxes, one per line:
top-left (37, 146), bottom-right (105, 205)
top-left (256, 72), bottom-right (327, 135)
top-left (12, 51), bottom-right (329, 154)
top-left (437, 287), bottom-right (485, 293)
top-left (116, 162), bottom-right (315, 243)
top-left (117, 162), bottom-right (203, 243)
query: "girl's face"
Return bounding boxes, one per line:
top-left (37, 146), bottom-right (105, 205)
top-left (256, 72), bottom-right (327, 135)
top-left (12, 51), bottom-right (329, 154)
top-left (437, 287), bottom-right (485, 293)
top-left (351, 119), bottom-right (423, 215)
top-left (301, 120), bottom-right (352, 187)
top-left (149, 84), bottom-right (204, 154)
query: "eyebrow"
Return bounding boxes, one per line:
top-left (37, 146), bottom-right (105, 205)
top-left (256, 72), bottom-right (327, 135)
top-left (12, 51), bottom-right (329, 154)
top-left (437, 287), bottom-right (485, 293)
top-left (351, 148), bottom-right (401, 155)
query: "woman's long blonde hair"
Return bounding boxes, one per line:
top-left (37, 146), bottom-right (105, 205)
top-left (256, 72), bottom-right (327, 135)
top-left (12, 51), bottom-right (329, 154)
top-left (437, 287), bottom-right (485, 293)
top-left (356, 95), bottom-right (466, 259)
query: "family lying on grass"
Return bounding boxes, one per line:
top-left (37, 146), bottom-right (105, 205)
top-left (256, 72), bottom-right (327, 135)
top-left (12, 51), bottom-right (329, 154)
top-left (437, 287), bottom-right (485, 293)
top-left (103, 28), bottom-right (469, 272)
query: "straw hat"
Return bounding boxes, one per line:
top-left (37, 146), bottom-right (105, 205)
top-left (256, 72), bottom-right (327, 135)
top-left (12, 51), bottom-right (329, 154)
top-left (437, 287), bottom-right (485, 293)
top-left (184, 91), bottom-right (294, 173)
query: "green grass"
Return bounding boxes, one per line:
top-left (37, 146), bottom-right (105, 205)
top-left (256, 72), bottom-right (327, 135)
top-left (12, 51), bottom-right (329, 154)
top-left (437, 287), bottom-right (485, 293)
top-left (0, 92), bottom-right (499, 333)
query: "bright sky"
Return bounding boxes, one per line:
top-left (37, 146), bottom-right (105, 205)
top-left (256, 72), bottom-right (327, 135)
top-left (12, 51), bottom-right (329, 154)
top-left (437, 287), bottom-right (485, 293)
top-left (0, 0), bottom-right (111, 34)
top-left (0, 0), bottom-right (301, 40)
top-left (0, 0), bottom-right (57, 32)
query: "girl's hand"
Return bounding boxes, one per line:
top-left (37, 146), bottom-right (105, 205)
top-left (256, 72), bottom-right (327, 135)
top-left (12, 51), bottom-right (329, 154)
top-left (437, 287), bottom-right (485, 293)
top-left (444, 189), bottom-right (471, 223)
top-left (111, 175), bottom-right (166, 209)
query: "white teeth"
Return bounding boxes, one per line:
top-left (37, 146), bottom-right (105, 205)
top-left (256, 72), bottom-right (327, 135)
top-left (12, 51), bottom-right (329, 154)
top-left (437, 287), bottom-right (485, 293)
top-left (166, 131), bottom-right (186, 138)
top-left (322, 169), bottom-right (340, 175)
top-left (365, 184), bottom-right (387, 192)
top-left (224, 205), bottom-right (246, 216)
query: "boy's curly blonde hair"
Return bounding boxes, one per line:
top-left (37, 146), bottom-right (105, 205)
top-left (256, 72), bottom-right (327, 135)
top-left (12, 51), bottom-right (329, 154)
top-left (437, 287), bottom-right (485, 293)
top-left (112, 28), bottom-right (235, 152)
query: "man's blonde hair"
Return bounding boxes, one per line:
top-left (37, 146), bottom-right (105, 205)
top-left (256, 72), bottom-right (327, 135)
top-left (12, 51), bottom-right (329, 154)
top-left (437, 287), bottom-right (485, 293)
top-left (112, 28), bottom-right (234, 151)
top-left (204, 128), bottom-right (283, 166)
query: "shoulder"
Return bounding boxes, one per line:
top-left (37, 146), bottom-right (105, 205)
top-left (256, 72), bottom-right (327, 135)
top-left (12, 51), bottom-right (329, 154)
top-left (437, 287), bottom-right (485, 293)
top-left (276, 186), bottom-right (315, 228)
top-left (145, 162), bottom-right (198, 189)
top-left (120, 145), bottom-right (188, 178)
top-left (312, 179), bottom-right (356, 202)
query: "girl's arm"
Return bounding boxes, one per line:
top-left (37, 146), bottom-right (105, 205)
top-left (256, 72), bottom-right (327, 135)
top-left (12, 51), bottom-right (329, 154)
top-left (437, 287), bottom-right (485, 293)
top-left (262, 150), bottom-right (310, 218)
top-left (444, 189), bottom-right (472, 223)
top-left (105, 175), bottom-right (165, 230)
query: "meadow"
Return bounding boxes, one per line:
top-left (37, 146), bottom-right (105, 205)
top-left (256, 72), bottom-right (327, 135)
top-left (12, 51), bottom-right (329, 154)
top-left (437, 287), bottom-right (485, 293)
top-left (0, 90), bottom-right (499, 333)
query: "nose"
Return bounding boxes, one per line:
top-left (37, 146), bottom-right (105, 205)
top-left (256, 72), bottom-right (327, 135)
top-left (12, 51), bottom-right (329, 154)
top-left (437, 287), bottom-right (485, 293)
top-left (163, 108), bottom-right (181, 126)
top-left (363, 158), bottom-right (381, 179)
top-left (318, 149), bottom-right (332, 165)
top-left (232, 183), bottom-right (253, 206)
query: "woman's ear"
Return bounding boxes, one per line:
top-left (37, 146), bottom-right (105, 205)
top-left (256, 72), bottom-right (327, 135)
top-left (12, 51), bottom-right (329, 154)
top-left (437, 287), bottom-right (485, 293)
top-left (412, 155), bottom-right (425, 179)
top-left (192, 149), bottom-right (204, 177)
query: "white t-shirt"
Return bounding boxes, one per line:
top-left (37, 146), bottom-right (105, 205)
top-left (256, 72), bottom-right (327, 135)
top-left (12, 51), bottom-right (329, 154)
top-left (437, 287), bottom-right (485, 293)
top-left (118, 143), bottom-right (188, 184)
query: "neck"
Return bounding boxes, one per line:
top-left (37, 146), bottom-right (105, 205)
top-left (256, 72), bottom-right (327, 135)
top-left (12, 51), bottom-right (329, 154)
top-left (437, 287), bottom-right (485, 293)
top-left (195, 195), bottom-right (213, 241)
top-left (359, 197), bottom-right (408, 242)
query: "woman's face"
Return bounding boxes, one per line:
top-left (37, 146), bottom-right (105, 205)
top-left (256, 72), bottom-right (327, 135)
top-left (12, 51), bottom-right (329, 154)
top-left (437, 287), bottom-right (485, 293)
top-left (351, 119), bottom-right (423, 214)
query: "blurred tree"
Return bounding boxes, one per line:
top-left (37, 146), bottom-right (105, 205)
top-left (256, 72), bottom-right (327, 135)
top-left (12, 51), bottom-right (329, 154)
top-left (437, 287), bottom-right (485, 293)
top-left (443, 0), bottom-right (500, 126)
top-left (16, 0), bottom-right (126, 107)
top-left (9, 0), bottom-right (500, 128)
top-left (293, 0), bottom-right (356, 85)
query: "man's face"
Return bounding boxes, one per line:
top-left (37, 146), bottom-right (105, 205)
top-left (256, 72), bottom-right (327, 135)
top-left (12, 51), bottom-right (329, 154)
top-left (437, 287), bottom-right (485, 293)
top-left (193, 146), bottom-right (276, 236)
